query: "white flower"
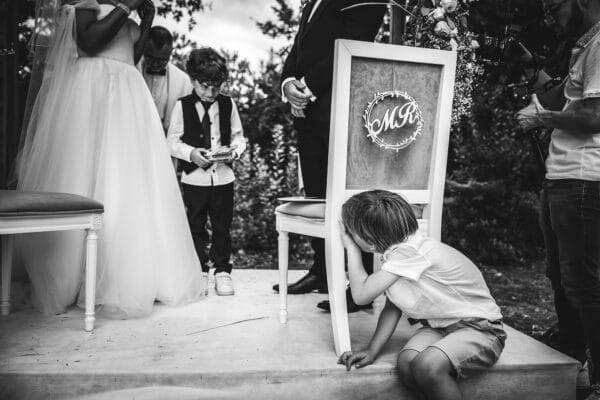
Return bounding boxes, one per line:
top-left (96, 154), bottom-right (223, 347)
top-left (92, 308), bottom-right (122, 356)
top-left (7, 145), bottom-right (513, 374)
top-left (441, 0), bottom-right (458, 13)
top-left (431, 7), bottom-right (445, 21)
top-left (434, 21), bottom-right (451, 37)
top-left (450, 38), bottom-right (458, 51)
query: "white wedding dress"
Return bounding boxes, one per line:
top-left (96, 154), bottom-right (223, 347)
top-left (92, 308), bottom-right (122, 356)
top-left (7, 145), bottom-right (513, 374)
top-left (16, 2), bottom-right (204, 317)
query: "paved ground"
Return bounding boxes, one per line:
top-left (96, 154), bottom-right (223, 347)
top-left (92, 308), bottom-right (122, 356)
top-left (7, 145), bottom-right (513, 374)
top-left (0, 270), bottom-right (579, 400)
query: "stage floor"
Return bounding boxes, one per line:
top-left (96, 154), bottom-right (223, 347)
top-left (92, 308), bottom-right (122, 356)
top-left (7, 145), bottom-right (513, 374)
top-left (0, 270), bottom-right (579, 400)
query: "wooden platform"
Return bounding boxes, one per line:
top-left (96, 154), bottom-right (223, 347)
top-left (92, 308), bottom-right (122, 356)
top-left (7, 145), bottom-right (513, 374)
top-left (0, 270), bottom-right (579, 399)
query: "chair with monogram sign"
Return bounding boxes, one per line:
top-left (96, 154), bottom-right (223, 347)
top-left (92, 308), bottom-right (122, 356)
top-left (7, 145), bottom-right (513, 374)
top-left (275, 39), bottom-right (456, 355)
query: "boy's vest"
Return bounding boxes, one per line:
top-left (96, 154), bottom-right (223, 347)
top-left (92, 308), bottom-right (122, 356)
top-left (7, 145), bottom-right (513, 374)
top-left (179, 92), bottom-right (232, 174)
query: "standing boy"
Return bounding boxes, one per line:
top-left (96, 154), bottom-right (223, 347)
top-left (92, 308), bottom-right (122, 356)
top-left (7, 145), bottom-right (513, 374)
top-left (167, 47), bottom-right (246, 295)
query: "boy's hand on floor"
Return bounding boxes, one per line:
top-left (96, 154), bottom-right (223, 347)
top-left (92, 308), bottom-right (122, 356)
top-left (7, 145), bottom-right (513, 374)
top-left (338, 349), bottom-right (375, 371)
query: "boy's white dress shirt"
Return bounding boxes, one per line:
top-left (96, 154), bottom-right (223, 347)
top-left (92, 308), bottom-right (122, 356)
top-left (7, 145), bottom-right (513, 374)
top-left (382, 231), bottom-right (503, 328)
top-left (167, 98), bottom-right (246, 187)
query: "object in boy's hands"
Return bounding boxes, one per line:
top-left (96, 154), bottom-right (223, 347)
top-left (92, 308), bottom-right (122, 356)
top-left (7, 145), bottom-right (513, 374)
top-left (206, 145), bottom-right (238, 162)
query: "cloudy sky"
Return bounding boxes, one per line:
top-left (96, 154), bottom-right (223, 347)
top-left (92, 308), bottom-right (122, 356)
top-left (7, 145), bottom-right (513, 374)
top-left (155, 0), bottom-right (302, 69)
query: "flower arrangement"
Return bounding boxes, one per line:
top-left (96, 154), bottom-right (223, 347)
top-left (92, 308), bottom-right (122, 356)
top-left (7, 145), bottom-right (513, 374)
top-left (401, 0), bottom-right (483, 122)
top-left (403, 0), bottom-right (479, 51)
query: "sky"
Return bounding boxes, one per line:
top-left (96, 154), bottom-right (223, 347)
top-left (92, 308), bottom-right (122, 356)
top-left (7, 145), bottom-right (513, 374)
top-left (154, 0), bottom-right (302, 70)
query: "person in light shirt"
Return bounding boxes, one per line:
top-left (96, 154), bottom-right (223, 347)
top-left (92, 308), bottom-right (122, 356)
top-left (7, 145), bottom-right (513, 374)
top-left (138, 26), bottom-right (192, 133)
top-left (517, 1), bottom-right (600, 398)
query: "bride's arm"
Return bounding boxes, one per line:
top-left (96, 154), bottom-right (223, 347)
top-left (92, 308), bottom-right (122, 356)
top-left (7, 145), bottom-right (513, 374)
top-left (133, 1), bottom-right (155, 65)
top-left (75, 0), bottom-right (145, 55)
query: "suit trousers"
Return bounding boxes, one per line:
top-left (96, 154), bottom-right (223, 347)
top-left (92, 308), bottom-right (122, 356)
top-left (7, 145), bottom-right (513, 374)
top-left (295, 116), bottom-right (373, 281)
top-left (182, 182), bottom-right (234, 274)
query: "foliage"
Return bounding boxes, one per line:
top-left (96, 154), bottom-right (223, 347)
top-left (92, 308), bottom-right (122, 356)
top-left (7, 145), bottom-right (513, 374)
top-left (155, 0), bottom-right (210, 30)
top-left (437, 0), bottom-right (563, 267)
top-left (229, 2), bottom-right (309, 256)
top-left (377, 0), bottom-right (568, 267)
top-left (11, 0), bottom-right (565, 268)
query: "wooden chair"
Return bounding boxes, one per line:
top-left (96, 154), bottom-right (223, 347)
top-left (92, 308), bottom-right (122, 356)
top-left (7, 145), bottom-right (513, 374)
top-left (0, 190), bottom-right (103, 331)
top-left (276, 40), bottom-right (457, 355)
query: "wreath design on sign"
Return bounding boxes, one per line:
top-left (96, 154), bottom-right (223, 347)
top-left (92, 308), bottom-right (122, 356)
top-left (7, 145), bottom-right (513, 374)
top-left (362, 91), bottom-right (424, 152)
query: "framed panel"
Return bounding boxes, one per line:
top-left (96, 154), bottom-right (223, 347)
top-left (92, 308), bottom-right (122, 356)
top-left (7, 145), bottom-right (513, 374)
top-left (347, 57), bottom-right (442, 190)
top-left (326, 40), bottom-right (456, 241)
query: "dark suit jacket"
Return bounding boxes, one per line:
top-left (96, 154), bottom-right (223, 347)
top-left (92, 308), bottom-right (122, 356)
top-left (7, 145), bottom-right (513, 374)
top-left (281, 0), bottom-right (386, 122)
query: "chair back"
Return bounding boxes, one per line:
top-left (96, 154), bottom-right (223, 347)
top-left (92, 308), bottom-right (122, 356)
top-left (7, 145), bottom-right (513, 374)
top-left (325, 40), bottom-right (457, 241)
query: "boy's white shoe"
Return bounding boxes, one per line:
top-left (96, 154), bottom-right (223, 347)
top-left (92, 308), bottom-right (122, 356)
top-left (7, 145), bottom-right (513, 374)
top-left (202, 272), bottom-right (209, 296)
top-left (215, 272), bottom-right (235, 296)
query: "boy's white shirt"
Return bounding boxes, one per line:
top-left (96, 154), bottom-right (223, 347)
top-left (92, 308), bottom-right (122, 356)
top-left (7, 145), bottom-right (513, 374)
top-left (167, 97), bottom-right (246, 187)
top-left (381, 231), bottom-right (502, 328)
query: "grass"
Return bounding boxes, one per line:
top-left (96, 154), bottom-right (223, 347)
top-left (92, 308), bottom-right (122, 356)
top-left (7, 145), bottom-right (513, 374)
top-left (480, 261), bottom-right (556, 340)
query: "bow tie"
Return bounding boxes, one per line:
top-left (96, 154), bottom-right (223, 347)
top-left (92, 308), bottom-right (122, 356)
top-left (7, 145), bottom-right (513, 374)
top-left (145, 68), bottom-right (166, 76)
top-left (191, 91), bottom-right (216, 107)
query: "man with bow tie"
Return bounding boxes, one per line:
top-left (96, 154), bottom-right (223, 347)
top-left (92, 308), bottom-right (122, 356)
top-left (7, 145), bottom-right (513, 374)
top-left (273, 0), bottom-right (386, 312)
top-left (139, 26), bottom-right (193, 133)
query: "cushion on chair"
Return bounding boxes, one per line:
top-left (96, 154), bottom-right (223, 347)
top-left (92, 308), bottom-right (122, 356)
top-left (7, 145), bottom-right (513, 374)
top-left (0, 190), bottom-right (104, 217)
top-left (275, 202), bottom-right (325, 220)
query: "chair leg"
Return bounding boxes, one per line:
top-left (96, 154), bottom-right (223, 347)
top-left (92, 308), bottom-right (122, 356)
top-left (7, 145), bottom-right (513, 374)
top-left (325, 235), bottom-right (351, 356)
top-left (278, 230), bottom-right (289, 323)
top-left (1, 236), bottom-right (13, 316)
top-left (84, 228), bottom-right (98, 332)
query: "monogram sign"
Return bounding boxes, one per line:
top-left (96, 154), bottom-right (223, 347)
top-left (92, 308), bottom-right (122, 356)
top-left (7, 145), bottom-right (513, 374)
top-left (362, 91), bottom-right (424, 152)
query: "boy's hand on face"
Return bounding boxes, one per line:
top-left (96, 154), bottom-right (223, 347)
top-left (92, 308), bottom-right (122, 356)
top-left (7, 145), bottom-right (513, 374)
top-left (339, 220), bottom-right (359, 252)
top-left (190, 148), bottom-right (212, 169)
top-left (338, 349), bottom-right (375, 371)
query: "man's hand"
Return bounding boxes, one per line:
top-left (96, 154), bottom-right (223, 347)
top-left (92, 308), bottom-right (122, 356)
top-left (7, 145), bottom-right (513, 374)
top-left (338, 349), bottom-right (376, 371)
top-left (516, 94), bottom-right (545, 131)
top-left (283, 79), bottom-right (311, 109)
top-left (190, 148), bottom-right (212, 169)
top-left (291, 105), bottom-right (306, 118)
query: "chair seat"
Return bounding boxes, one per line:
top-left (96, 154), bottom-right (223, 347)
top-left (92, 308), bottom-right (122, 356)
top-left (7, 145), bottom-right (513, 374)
top-left (0, 190), bottom-right (104, 217)
top-left (275, 202), bottom-right (325, 221)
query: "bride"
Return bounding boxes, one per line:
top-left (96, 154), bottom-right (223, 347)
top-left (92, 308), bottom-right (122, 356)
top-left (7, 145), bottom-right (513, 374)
top-left (15, 0), bottom-right (204, 317)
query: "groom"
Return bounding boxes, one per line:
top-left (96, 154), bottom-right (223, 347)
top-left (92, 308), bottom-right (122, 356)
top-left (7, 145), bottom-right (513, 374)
top-left (273, 0), bottom-right (386, 312)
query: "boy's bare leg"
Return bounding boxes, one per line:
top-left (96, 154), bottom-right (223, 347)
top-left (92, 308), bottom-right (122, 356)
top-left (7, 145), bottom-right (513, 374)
top-left (397, 350), bottom-right (421, 392)
top-left (411, 347), bottom-right (461, 400)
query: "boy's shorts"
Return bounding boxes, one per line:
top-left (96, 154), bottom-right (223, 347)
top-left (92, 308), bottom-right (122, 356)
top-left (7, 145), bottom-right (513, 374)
top-left (401, 318), bottom-right (506, 379)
